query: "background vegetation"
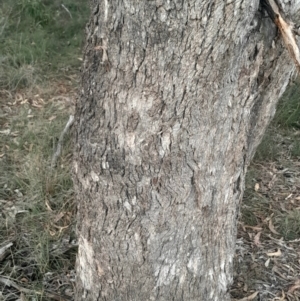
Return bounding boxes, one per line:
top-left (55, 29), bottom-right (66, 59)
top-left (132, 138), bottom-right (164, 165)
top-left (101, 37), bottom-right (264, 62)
top-left (0, 0), bottom-right (89, 90)
top-left (0, 0), bottom-right (89, 299)
top-left (0, 0), bottom-right (299, 300)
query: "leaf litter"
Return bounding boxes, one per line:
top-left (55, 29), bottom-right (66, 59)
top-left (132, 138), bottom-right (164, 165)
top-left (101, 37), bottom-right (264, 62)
top-left (231, 139), bottom-right (300, 301)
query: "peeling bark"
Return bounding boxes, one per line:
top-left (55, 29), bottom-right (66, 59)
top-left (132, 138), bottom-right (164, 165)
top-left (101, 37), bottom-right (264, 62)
top-left (73, 0), bottom-right (300, 300)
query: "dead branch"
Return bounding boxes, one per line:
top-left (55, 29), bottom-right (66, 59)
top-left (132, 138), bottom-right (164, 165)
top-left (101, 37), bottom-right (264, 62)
top-left (262, 0), bottom-right (300, 72)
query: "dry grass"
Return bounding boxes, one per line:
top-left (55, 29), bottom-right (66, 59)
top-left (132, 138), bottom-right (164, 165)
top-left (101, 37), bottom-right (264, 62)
top-left (0, 84), bottom-right (77, 300)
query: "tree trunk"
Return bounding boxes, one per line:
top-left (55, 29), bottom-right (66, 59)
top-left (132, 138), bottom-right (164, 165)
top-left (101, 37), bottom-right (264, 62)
top-left (73, 0), bottom-right (299, 300)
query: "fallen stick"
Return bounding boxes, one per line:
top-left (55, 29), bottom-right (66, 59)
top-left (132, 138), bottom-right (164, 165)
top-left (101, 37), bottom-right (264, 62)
top-left (51, 115), bottom-right (74, 169)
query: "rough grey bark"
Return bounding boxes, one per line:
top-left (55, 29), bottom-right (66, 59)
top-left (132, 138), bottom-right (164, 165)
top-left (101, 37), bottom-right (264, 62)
top-left (73, 0), bottom-right (300, 300)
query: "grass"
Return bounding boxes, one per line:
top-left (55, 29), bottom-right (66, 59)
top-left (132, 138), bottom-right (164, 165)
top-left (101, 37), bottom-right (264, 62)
top-left (0, 0), bottom-right (89, 90)
top-left (251, 75), bottom-right (300, 163)
top-left (274, 79), bottom-right (300, 129)
top-left (241, 167), bottom-right (272, 226)
top-left (0, 101), bottom-right (73, 199)
top-left (0, 0), bottom-right (88, 299)
top-left (254, 129), bottom-right (280, 162)
top-left (253, 78), bottom-right (300, 162)
top-left (276, 211), bottom-right (300, 240)
top-left (0, 98), bottom-right (76, 299)
top-left (291, 138), bottom-right (300, 157)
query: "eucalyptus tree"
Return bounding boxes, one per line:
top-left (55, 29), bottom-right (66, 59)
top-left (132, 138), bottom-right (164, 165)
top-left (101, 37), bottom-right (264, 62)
top-left (73, 0), bottom-right (300, 300)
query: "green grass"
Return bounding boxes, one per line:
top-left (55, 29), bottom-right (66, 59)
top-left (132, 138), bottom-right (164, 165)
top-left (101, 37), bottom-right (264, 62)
top-left (276, 211), bottom-right (300, 240)
top-left (0, 103), bottom-right (73, 199)
top-left (291, 138), bottom-right (300, 157)
top-left (254, 129), bottom-right (280, 162)
top-left (274, 79), bottom-right (300, 129)
top-left (0, 102), bottom-right (74, 244)
top-left (253, 78), bottom-right (300, 162)
top-left (0, 0), bottom-right (89, 90)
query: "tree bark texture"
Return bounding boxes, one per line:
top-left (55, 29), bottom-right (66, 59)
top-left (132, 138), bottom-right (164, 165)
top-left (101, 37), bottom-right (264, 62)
top-left (73, 0), bottom-right (300, 300)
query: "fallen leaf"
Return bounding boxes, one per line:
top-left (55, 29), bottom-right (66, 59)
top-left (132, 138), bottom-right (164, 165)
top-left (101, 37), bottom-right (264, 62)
top-left (272, 268), bottom-right (288, 281)
top-left (274, 290), bottom-right (285, 300)
top-left (20, 99), bottom-right (28, 104)
top-left (265, 258), bottom-right (270, 267)
top-left (288, 279), bottom-right (300, 293)
top-left (236, 291), bottom-right (258, 301)
top-left (20, 278), bottom-right (28, 283)
top-left (264, 213), bottom-right (274, 223)
top-left (254, 232), bottom-right (261, 246)
top-left (254, 183), bottom-right (259, 191)
top-left (282, 264), bottom-right (294, 273)
top-left (15, 93), bottom-right (23, 101)
top-left (244, 225), bottom-right (263, 231)
top-left (269, 219), bottom-right (280, 235)
top-left (48, 115), bottom-right (56, 121)
top-left (32, 101), bottom-right (43, 108)
top-left (267, 249), bottom-right (282, 257)
top-left (285, 193), bottom-right (293, 200)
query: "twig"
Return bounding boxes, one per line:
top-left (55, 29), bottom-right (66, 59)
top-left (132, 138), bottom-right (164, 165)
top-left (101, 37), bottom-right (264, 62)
top-left (51, 115), bottom-right (74, 169)
top-left (61, 4), bottom-right (72, 19)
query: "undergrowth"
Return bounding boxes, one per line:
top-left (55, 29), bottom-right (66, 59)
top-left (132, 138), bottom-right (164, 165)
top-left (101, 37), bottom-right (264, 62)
top-left (0, 0), bottom-right (88, 299)
top-left (0, 96), bottom-right (76, 300)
